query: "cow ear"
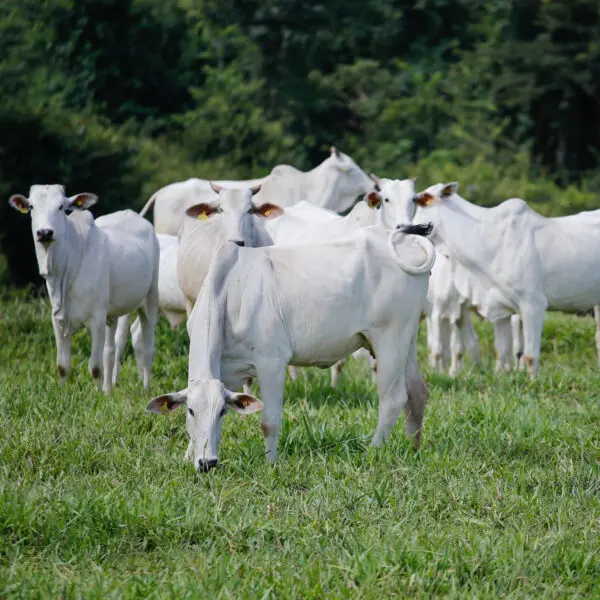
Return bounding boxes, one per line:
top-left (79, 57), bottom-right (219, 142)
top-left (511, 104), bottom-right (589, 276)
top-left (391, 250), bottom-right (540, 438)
top-left (366, 191), bottom-right (382, 209)
top-left (9, 194), bottom-right (31, 214)
top-left (251, 203), bottom-right (284, 219)
top-left (411, 176), bottom-right (418, 184)
top-left (186, 203), bottom-right (220, 221)
top-left (67, 193), bottom-right (98, 211)
top-left (226, 392), bottom-right (264, 415)
top-left (250, 184), bottom-right (262, 196)
top-left (441, 182), bottom-right (458, 198)
top-left (209, 182), bottom-right (222, 194)
top-left (370, 173), bottom-right (382, 190)
top-left (146, 391), bottom-right (187, 414)
top-left (415, 193), bottom-right (436, 207)
top-left (330, 145), bottom-right (340, 158)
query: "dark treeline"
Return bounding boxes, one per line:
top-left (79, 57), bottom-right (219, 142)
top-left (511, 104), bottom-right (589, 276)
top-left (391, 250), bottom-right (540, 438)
top-left (2, 0), bottom-right (600, 285)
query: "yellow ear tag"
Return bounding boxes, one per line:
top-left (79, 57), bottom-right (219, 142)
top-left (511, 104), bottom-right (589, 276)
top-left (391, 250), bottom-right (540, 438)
top-left (241, 398), bottom-right (250, 407)
top-left (198, 212), bottom-right (208, 221)
top-left (160, 400), bottom-right (170, 415)
top-left (264, 209), bottom-right (271, 217)
top-left (17, 204), bottom-right (30, 215)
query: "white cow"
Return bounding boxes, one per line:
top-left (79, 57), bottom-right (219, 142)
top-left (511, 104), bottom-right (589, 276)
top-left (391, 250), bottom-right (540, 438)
top-left (147, 223), bottom-right (435, 471)
top-left (141, 147), bottom-right (375, 235)
top-left (9, 185), bottom-right (159, 393)
top-left (176, 184), bottom-right (283, 315)
top-left (413, 182), bottom-right (600, 376)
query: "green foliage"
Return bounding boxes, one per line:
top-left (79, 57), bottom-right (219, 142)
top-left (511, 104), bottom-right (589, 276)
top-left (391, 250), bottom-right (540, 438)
top-left (2, 0), bottom-right (600, 286)
top-left (1, 295), bottom-right (600, 597)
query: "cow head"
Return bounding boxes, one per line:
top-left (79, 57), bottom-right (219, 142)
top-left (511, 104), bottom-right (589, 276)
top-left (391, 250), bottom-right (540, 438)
top-left (146, 379), bottom-right (263, 472)
top-left (412, 182), bottom-right (459, 251)
top-left (185, 185), bottom-right (283, 247)
top-left (366, 176), bottom-right (420, 229)
top-left (9, 184), bottom-right (98, 246)
top-left (327, 146), bottom-right (377, 205)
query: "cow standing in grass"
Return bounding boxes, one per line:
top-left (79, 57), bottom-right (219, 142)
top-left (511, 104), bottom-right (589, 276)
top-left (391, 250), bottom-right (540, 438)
top-left (9, 185), bottom-right (159, 393)
top-left (148, 224), bottom-right (435, 471)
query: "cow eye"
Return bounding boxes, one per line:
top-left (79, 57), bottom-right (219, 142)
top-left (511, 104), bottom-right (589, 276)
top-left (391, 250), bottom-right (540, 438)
top-left (58, 205), bottom-right (63, 211)
top-left (188, 408), bottom-right (195, 417)
top-left (384, 198), bottom-right (390, 203)
top-left (219, 407), bottom-right (227, 418)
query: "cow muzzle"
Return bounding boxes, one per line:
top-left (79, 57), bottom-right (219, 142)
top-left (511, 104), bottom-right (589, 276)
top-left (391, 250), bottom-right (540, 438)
top-left (197, 458), bottom-right (218, 473)
top-left (36, 228), bottom-right (55, 243)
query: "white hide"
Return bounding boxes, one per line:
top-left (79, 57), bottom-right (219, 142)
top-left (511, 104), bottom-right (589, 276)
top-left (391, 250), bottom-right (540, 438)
top-left (129, 234), bottom-right (186, 353)
top-left (9, 185), bottom-right (159, 393)
top-left (413, 182), bottom-right (600, 376)
top-left (141, 147), bottom-right (375, 236)
top-left (176, 185), bottom-right (283, 314)
top-left (147, 226), bottom-right (435, 471)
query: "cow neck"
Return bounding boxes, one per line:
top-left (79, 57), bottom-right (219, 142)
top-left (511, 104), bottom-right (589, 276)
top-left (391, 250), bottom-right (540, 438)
top-left (41, 214), bottom-right (87, 327)
top-left (307, 158), bottom-right (342, 211)
top-left (187, 270), bottom-right (226, 382)
top-left (450, 193), bottom-right (490, 220)
top-left (435, 197), bottom-right (488, 271)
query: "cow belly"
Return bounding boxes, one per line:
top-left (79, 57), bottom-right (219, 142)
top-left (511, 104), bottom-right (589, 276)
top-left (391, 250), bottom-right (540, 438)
top-left (290, 333), bottom-right (366, 367)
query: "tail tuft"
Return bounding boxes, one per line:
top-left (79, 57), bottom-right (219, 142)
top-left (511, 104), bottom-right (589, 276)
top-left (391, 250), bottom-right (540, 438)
top-left (395, 222), bottom-right (433, 237)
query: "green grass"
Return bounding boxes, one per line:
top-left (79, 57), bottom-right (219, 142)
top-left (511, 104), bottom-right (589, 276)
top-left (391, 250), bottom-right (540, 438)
top-left (1, 293), bottom-right (599, 599)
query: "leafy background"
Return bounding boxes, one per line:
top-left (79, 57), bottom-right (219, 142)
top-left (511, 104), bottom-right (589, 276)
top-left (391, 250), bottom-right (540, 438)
top-left (2, 0), bottom-right (600, 285)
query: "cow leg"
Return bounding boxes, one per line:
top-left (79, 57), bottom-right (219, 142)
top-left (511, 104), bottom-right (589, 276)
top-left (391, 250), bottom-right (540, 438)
top-left (594, 306), bottom-right (600, 367)
top-left (184, 297), bottom-right (194, 317)
top-left (461, 305), bottom-right (481, 365)
top-left (493, 317), bottom-right (512, 372)
top-left (133, 300), bottom-right (158, 389)
top-left (52, 316), bottom-right (71, 385)
top-left (330, 359), bottom-right (346, 387)
top-left (520, 305), bottom-right (546, 378)
top-left (243, 378), bottom-right (254, 394)
top-left (371, 326), bottom-right (413, 447)
top-left (102, 319), bottom-right (118, 395)
top-left (427, 310), bottom-right (444, 371)
top-left (256, 364), bottom-right (287, 463)
top-left (287, 366), bottom-right (298, 381)
top-left (88, 314), bottom-right (106, 390)
top-left (510, 314), bottom-right (524, 370)
top-left (404, 332), bottom-right (428, 449)
top-left (112, 313), bottom-right (131, 386)
top-left (449, 319), bottom-right (463, 378)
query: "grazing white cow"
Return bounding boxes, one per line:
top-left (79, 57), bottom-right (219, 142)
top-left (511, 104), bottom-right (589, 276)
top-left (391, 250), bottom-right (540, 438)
top-left (141, 147), bottom-right (375, 235)
top-left (147, 224), bottom-right (435, 471)
top-left (9, 185), bottom-right (159, 393)
top-left (413, 182), bottom-right (600, 376)
top-left (176, 184), bottom-right (283, 315)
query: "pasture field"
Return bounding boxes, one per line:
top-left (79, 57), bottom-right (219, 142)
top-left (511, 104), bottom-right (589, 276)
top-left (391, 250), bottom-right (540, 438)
top-left (1, 291), bottom-right (599, 599)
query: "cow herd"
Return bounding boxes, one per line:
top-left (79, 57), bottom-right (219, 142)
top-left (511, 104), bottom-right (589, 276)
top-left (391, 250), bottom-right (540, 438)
top-left (10, 146), bottom-right (600, 472)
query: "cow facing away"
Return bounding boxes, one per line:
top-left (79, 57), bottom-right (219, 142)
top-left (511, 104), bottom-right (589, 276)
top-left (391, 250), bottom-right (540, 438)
top-left (177, 184), bottom-right (283, 314)
top-left (413, 182), bottom-right (600, 376)
top-left (9, 185), bottom-right (159, 393)
top-left (147, 224), bottom-right (435, 471)
top-left (140, 147), bottom-right (375, 236)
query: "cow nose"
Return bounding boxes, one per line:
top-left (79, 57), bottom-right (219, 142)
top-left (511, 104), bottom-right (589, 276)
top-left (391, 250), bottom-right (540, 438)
top-left (233, 240), bottom-right (245, 247)
top-left (36, 229), bottom-right (54, 242)
top-left (197, 458), bottom-right (218, 472)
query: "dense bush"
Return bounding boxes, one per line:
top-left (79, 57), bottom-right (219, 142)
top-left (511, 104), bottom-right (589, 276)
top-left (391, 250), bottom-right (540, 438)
top-left (1, 0), bottom-right (600, 285)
